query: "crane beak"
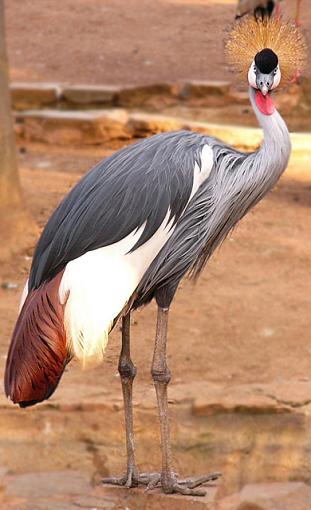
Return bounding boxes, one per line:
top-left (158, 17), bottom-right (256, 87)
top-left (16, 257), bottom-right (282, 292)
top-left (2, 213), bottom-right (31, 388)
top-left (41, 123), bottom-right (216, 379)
top-left (256, 72), bottom-right (273, 97)
top-left (260, 84), bottom-right (269, 97)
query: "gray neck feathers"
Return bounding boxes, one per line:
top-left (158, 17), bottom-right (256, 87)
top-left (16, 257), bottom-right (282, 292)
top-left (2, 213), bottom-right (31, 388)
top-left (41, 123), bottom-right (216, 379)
top-left (249, 86), bottom-right (291, 176)
top-left (190, 86), bottom-right (292, 277)
top-left (137, 87), bottom-right (292, 297)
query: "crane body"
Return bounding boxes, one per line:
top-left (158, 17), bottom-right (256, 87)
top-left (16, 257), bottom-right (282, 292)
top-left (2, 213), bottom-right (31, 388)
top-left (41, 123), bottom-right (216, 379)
top-left (5, 108), bottom-right (290, 404)
top-left (4, 18), bottom-right (305, 496)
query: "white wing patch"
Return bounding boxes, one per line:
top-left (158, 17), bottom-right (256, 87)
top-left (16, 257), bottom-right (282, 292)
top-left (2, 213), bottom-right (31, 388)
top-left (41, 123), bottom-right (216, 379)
top-left (59, 210), bottom-right (175, 364)
top-left (58, 144), bottom-right (214, 364)
top-left (189, 144), bottom-right (214, 201)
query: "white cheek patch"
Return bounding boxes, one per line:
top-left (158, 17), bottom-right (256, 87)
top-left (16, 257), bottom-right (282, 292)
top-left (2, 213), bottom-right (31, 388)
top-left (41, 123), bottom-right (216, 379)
top-left (248, 62), bottom-right (257, 89)
top-left (271, 67), bottom-right (281, 90)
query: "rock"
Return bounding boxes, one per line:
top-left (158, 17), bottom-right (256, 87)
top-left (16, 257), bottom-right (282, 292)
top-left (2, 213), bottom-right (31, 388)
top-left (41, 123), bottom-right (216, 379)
top-left (5, 470), bottom-right (91, 498)
top-left (117, 83), bottom-right (179, 108)
top-left (17, 109), bottom-right (130, 145)
top-left (192, 385), bottom-right (292, 416)
top-left (61, 85), bottom-right (120, 107)
top-left (219, 482), bottom-right (311, 510)
top-left (127, 112), bottom-right (183, 136)
top-left (74, 494), bottom-right (116, 509)
top-left (101, 484), bottom-right (219, 510)
top-left (127, 112), bottom-right (262, 150)
top-left (18, 499), bottom-right (78, 510)
top-left (11, 82), bottom-right (60, 110)
top-left (180, 81), bottom-right (231, 106)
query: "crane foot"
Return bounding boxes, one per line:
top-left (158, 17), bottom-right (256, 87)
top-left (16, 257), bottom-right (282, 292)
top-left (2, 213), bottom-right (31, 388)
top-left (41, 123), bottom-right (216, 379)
top-left (160, 472), bottom-right (222, 496)
top-left (103, 471), bottom-right (221, 496)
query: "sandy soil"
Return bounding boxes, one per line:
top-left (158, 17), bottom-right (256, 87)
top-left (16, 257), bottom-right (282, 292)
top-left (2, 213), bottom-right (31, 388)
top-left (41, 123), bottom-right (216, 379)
top-left (5, 0), bottom-right (310, 86)
top-left (1, 141), bottom-right (311, 398)
top-left (1, 0), bottom-right (311, 409)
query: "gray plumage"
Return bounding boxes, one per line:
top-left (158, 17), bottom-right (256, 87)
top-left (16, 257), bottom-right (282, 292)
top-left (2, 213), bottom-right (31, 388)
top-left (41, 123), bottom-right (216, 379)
top-left (29, 87), bottom-right (291, 314)
top-left (29, 131), bottom-right (205, 290)
top-left (136, 88), bottom-right (290, 304)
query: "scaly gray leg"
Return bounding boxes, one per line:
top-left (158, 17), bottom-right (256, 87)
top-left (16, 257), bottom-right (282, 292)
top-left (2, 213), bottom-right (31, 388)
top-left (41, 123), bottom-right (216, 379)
top-left (151, 305), bottom-right (221, 496)
top-left (103, 313), bottom-right (138, 487)
top-left (103, 313), bottom-right (164, 490)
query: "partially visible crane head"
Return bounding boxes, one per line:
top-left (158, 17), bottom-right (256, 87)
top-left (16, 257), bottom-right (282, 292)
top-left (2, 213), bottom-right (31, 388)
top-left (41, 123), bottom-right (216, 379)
top-left (236, 0), bottom-right (278, 20)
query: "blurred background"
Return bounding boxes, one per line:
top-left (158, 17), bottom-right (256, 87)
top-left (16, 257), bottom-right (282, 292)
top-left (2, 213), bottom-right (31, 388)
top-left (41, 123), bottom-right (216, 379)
top-left (1, 1), bottom-right (311, 508)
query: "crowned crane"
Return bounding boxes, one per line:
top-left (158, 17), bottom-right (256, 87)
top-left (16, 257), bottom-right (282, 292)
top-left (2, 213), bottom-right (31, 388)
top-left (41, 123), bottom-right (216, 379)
top-left (236, 0), bottom-right (302, 26)
top-left (5, 18), bottom-right (306, 497)
top-left (236, 0), bottom-right (281, 20)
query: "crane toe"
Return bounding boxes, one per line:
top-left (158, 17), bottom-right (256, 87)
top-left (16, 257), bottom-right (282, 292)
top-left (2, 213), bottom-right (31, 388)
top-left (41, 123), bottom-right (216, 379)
top-left (161, 472), bottom-right (222, 496)
top-left (102, 471), bottom-right (161, 489)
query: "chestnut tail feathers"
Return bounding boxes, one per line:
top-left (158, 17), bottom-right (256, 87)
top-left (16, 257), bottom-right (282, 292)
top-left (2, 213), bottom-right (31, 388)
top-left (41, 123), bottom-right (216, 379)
top-left (4, 271), bottom-right (70, 408)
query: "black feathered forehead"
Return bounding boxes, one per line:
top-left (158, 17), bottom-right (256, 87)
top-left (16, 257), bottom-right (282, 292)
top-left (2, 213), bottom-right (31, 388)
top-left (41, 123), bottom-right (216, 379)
top-left (255, 48), bottom-right (278, 74)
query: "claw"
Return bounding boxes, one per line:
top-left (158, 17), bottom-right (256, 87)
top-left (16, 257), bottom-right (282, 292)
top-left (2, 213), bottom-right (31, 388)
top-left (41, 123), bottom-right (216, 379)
top-left (145, 474), bottom-right (161, 492)
top-left (102, 475), bottom-right (127, 486)
top-left (172, 483), bottom-right (207, 496)
top-left (179, 472), bottom-right (222, 488)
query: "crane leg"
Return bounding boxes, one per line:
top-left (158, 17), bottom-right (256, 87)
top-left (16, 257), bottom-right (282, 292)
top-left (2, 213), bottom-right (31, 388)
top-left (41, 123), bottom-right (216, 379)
top-left (274, 2), bottom-right (282, 21)
top-left (151, 303), bottom-right (221, 496)
top-left (103, 313), bottom-right (138, 487)
top-left (103, 292), bottom-right (221, 495)
top-left (103, 313), bottom-right (164, 489)
top-left (118, 313), bottom-right (138, 486)
top-left (295, 0), bottom-right (302, 26)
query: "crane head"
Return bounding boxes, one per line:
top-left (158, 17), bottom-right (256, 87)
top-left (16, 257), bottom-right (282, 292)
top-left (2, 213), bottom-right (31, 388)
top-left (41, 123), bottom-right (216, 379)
top-left (247, 48), bottom-right (281, 114)
top-left (248, 48), bottom-right (281, 95)
top-left (225, 17), bottom-right (306, 110)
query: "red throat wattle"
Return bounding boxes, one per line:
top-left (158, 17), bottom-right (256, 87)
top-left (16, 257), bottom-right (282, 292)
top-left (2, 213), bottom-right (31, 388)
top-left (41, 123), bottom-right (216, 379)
top-left (255, 90), bottom-right (275, 116)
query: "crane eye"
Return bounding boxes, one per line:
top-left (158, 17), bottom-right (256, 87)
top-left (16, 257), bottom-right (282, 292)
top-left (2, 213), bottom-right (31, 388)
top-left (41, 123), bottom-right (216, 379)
top-left (273, 68), bottom-right (278, 75)
top-left (253, 66), bottom-right (257, 74)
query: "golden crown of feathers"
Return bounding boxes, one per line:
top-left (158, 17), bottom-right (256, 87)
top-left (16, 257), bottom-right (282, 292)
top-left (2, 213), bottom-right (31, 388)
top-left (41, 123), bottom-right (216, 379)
top-left (225, 17), bottom-right (307, 85)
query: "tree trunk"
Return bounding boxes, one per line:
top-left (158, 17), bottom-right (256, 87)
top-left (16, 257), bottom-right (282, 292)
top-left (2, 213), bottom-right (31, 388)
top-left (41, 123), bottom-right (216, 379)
top-left (0, 0), bottom-right (37, 262)
top-left (0, 0), bottom-right (21, 207)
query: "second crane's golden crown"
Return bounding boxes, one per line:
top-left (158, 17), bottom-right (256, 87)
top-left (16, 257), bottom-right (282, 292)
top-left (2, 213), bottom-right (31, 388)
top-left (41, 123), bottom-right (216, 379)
top-left (225, 17), bottom-right (307, 85)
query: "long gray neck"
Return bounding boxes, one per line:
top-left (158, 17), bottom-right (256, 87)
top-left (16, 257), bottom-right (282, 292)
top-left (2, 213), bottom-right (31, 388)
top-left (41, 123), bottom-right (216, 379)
top-left (249, 86), bottom-right (291, 177)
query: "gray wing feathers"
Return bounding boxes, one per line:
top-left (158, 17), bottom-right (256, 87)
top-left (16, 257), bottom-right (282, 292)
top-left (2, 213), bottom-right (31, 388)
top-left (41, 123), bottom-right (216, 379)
top-left (29, 131), bottom-right (211, 290)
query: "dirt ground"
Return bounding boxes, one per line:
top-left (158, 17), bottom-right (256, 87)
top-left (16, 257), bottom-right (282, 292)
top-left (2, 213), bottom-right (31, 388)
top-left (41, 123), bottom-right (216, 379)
top-left (1, 1), bottom-right (311, 499)
top-left (1, 0), bottom-right (311, 426)
top-left (1, 141), bottom-right (311, 395)
top-left (5, 0), bottom-right (311, 86)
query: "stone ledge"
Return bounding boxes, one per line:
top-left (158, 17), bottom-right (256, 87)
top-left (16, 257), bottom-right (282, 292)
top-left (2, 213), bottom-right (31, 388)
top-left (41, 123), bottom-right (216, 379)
top-left (219, 482), bottom-right (311, 510)
top-left (61, 84), bottom-right (121, 107)
top-left (2, 380), bottom-right (311, 415)
top-left (127, 112), bottom-right (263, 150)
top-left (10, 81), bottom-right (305, 112)
top-left (1, 470), bottom-right (220, 510)
top-left (14, 109), bottom-right (311, 154)
top-left (1, 380), bottom-right (311, 495)
top-left (15, 109), bottom-right (130, 145)
top-left (180, 81), bottom-right (231, 107)
top-left (2, 470), bottom-right (311, 510)
top-left (11, 82), bottom-right (61, 110)
top-left (117, 82), bottom-right (180, 108)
